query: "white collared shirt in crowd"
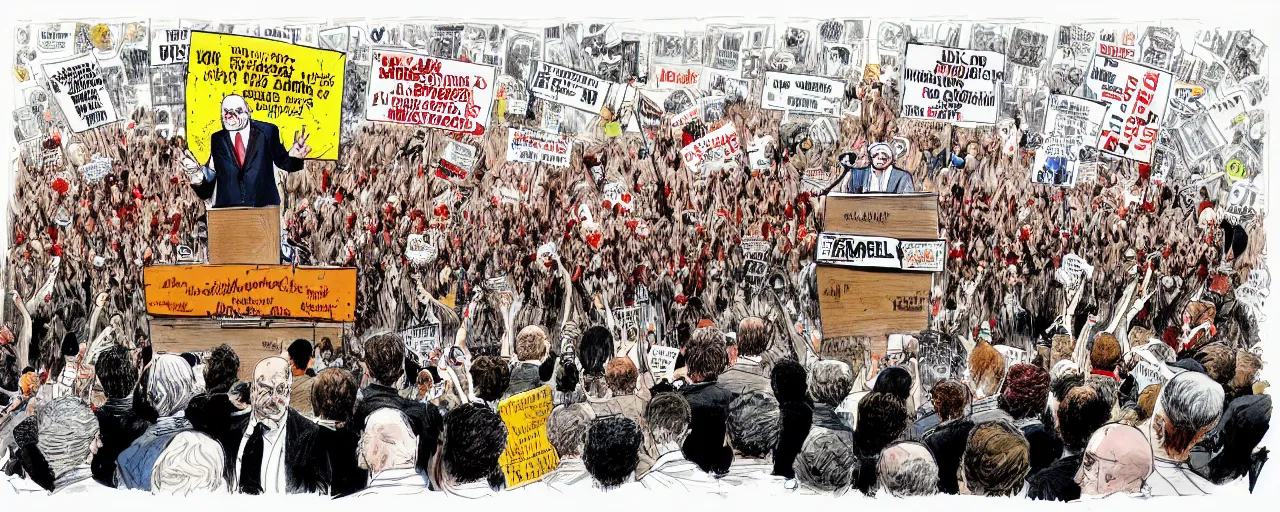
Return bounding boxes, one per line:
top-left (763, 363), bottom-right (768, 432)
top-left (235, 418), bottom-right (288, 494)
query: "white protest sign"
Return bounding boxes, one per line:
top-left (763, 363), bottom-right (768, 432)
top-left (81, 154), bottom-right (112, 182)
top-left (648, 345), bottom-right (681, 382)
top-left (679, 122), bottom-right (741, 175)
top-left (36, 23), bottom-right (76, 58)
top-left (747, 135), bottom-right (774, 171)
top-left (1235, 270), bottom-right (1269, 322)
top-left (994, 345), bottom-right (1031, 366)
top-left (762, 72), bottom-right (846, 117)
top-left (403, 323), bottom-right (441, 359)
top-left (816, 233), bottom-right (946, 272)
top-left (366, 49), bottom-right (497, 135)
top-left (54, 208), bottom-right (72, 227)
top-left (1130, 349), bottom-right (1176, 392)
top-left (900, 43), bottom-right (1005, 124)
top-left (1083, 55), bottom-right (1173, 163)
top-left (671, 104), bottom-right (700, 129)
top-left (43, 54), bottom-right (120, 133)
top-left (507, 128), bottom-right (572, 167)
top-left (438, 140), bottom-right (477, 184)
top-left (601, 182), bottom-right (633, 212)
top-left (405, 233), bottom-right (438, 264)
top-left (528, 60), bottom-right (612, 114)
top-left (1055, 253), bottom-right (1095, 288)
top-left (1033, 95), bottom-right (1108, 188)
top-left (150, 26), bottom-right (191, 65)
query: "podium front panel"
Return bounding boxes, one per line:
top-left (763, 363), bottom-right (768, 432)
top-left (150, 318), bottom-right (344, 380)
top-left (823, 193), bottom-right (939, 239)
top-left (817, 265), bottom-right (932, 355)
top-left (208, 206), bottom-right (281, 265)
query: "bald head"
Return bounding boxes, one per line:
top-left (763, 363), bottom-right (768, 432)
top-left (359, 409), bottom-right (418, 473)
top-left (877, 441), bottom-right (938, 497)
top-left (251, 357), bottom-right (292, 427)
top-left (220, 94), bottom-right (251, 131)
top-left (1075, 424), bottom-right (1154, 497)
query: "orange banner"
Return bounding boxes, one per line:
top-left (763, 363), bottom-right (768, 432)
top-left (143, 265), bottom-right (357, 322)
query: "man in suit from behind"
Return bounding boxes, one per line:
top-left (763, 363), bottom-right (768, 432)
top-left (180, 94), bottom-right (311, 208)
top-left (837, 142), bottom-right (916, 194)
top-left (220, 357), bottom-right (330, 495)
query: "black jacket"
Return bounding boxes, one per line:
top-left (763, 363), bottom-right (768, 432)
top-left (92, 397), bottom-right (152, 486)
top-left (1027, 453), bottom-right (1084, 501)
top-left (1020, 420), bottom-right (1064, 476)
top-left (192, 120), bottom-right (305, 208)
top-left (923, 418), bottom-right (974, 494)
top-left (220, 408), bottom-right (331, 494)
top-left (773, 401), bottom-right (812, 479)
top-left (317, 422), bottom-right (368, 497)
top-left (680, 380), bottom-right (737, 474)
top-left (186, 392), bottom-right (241, 443)
top-left (351, 383), bottom-right (444, 474)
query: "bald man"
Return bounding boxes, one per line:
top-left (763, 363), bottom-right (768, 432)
top-left (219, 357), bottom-right (330, 495)
top-left (1075, 424), bottom-right (1154, 499)
top-left (348, 409), bottom-right (429, 497)
top-left (180, 94), bottom-right (310, 208)
top-left (877, 441), bottom-right (939, 497)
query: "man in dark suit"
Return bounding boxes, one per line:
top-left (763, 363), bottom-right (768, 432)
top-left (350, 333), bottom-right (444, 476)
top-left (219, 357), bottom-right (330, 495)
top-left (180, 94), bottom-right (310, 208)
top-left (678, 327), bottom-right (737, 475)
top-left (835, 142), bottom-right (915, 194)
top-left (90, 345), bottom-right (151, 487)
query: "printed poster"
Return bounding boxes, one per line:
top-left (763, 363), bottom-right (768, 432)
top-left (366, 48), bottom-right (497, 135)
top-left (43, 54), bottom-right (121, 132)
top-left (1082, 55), bottom-right (1173, 163)
top-left (900, 43), bottom-right (1006, 124)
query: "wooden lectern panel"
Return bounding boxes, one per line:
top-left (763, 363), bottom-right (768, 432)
top-left (823, 193), bottom-right (939, 239)
top-left (150, 318), bottom-right (344, 380)
top-left (208, 206), bottom-right (281, 265)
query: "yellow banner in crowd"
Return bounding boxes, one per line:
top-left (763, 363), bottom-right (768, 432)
top-left (497, 386), bottom-right (560, 489)
top-left (185, 31), bottom-right (344, 163)
top-left (143, 264), bottom-right (357, 322)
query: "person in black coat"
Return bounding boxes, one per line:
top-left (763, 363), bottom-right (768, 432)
top-left (770, 358), bottom-right (811, 479)
top-left (349, 333), bottom-right (444, 475)
top-left (1191, 393), bottom-right (1272, 487)
top-left (312, 367), bottom-right (367, 497)
top-left (677, 327), bottom-right (737, 474)
top-left (853, 391), bottom-right (910, 495)
top-left (922, 379), bottom-right (973, 494)
top-left (186, 344), bottom-right (241, 443)
top-left (90, 345), bottom-right (151, 486)
top-left (999, 363), bottom-right (1062, 476)
top-left (1028, 384), bottom-right (1110, 501)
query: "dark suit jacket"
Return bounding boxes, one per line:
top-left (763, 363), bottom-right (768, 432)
top-left (842, 166), bottom-right (915, 194)
top-left (351, 383), bottom-right (444, 475)
top-left (192, 120), bottom-right (305, 208)
top-left (923, 418), bottom-right (975, 494)
top-left (92, 397), bottom-right (152, 487)
top-left (317, 423), bottom-right (367, 497)
top-left (220, 408), bottom-right (331, 494)
top-left (773, 400), bottom-right (812, 479)
top-left (679, 380), bottom-right (737, 474)
top-left (1027, 453), bottom-right (1084, 501)
top-left (1021, 420), bottom-right (1064, 477)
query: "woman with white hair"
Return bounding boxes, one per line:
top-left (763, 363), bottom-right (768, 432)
top-left (115, 354), bottom-right (196, 491)
top-left (150, 431), bottom-right (227, 495)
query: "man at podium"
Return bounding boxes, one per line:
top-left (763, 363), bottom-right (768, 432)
top-left (835, 143), bottom-right (915, 194)
top-left (179, 95), bottom-right (311, 208)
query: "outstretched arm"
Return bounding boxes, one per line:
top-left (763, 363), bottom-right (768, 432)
top-left (273, 124), bottom-right (309, 172)
top-left (10, 291), bottom-right (32, 370)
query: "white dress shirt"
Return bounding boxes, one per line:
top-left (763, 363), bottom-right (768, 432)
top-left (202, 124), bottom-right (252, 183)
top-left (235, 418), bottom-right (288, 494)
top-left (864, 169), bottom-right (891, 193)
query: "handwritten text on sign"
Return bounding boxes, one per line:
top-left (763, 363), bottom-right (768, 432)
top-left (497, 386), bottom-right (560, 489)
top-left (1083, 55), bottom-right (1172, 163)
top-left (143, 265), bottom-right (357, 321)
top-left (816, 232), bottom-right (946, 272)
top-left (151, 26), bottom-right (191, 65)
top-left (43, 54), bottom-right (120, 132)
top-left (652, 64), bottom-right (703, 89)
top-left (900, 43), bottom-right (1005, 124)
top-left (680, 122), bottom-right (741, 175)
top-left (528, 61), bottom-right (611, 114)
top-left (366, 49), bottom-right (496, 135)
top-left (507, 128), bottom-right (572, 167)
top-left (761, 72), bottom-right (846, 117)
top-left (186, 32), bottom-right (345, 163)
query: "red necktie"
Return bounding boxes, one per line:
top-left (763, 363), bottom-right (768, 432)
top-left (234, 132), bottom-right (246, 167)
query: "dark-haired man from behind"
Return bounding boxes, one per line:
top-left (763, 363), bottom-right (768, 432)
top-left (678, 327), bottom-right (737, 474)
top-left (922, 379), bottom-right (973, 494)
top-left (186, 344), bottom-right (242, 443)
top-left (1028, 384), bottom-right (1112, 501)
top-left (351, 333), bottom-right (444, 475)
top-left (287, 339), bottom-right (315, 417)
top-left (91, 345), bottom-right (151, 487)
top-left (433, 402), bottom-right (508, 498)
top-left (718, 317), bottom-right (773, 395)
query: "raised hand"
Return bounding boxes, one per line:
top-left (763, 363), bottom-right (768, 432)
top-left (289, 125), bottom-right (311, 159)
top-left (180, 148), bottom-right (204, 184)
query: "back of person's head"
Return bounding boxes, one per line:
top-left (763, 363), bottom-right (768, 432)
top-left (443, 403), bottom-right (507, 488)
top-left (515, 325), bottom-right (549, 361)
top-left (736, 317), bottom-right (771, 357)
top-left (1152, 371), bottom-right (1225, 459)
top-left (363, 333), bottom-right (406, 386)
top-left (968, 341), bottom-right (1005, 396)
top-left (873, 366), bottom-right (913, 402)
top-left (556, 358), bottom-right (581, 393)
top-left (97, 345), bottom-right (137, 400)
top-left (1051, 373), bottom-right (1086, 402)
top-left (203, 344), bottom-right (240, 394)
top-left (37, 397), bottom-right (99, 478)
top-left (1084, 374), bottom-right (1119, 411)
top-left (149, 353), bottom-right (197, 417)
top-left (359, 408), bottom-right (418, 472)
top-left (229, 381), bottom-right (250, 407)
top-left (727, 391), bottom-right (781, 458)
top-left (1057, 385), bottom-right (1111, 453)
top-left (961, 421), bottom-right (1030, 496)
top-left (287, 339), bottom-right (313, 372)
top-left (61, 331), bottom-right (80, 358)
top-left (470, 355), bottom-right (511, 402)
top-left (855, 391), bottom-right (909, 456)
top-left (151, 430), bottom-right (227, 495)
top-left (999, 363), bottom-right (1050, 420)
top-left (578, 326), bottom-right (614, 377)
top-left (1231, 349), bottom-right (1263, 394)
top-left (1193, 342), bottom-right (1237, 385)
top-left (583, 416), bottom-right (643, 490)
top-left (547, 403), bottom-right (594, 458)
top-left (1090, 333), bottom-right (1122, 372)
top-left (877, 441), bottom-right (939, 497)
top-left (931, 379), bottom-right (970, 421)
top-left (604, 357), bottom-right (638, 395)
top-left (645, 392), bottom-right (691, 446)
top-left (1136, 384), bottom-right (1161, 423)
top-left (794, 428), bottom-right (858, 494)
top-left (770, 357), bottom-right (808, 403)
top-left (808, 359), bottom-right (853, 407)
top-left (684, 327), bottom-right (729, 381)
top-left (312, 368), bottom-right (358, 423)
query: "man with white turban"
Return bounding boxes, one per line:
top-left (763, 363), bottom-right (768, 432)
top-left (837, 142), bottom-right (916, 194)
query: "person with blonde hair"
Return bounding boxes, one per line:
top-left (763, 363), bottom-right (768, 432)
top-left (150, 431), bottom-right (227, 495)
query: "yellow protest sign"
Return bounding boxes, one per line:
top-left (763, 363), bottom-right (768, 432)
top-left (496, 386), bottom-right (560, 489)
top-left (185, 31), bottom-right (344, 164)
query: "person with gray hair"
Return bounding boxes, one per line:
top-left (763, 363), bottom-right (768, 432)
top-left (348, 408), bottom-right (428, 496)
top-left (539, 403), bottom-right (595, 490)
top-left (150, 431), bottom-right (227, 495)
top-left (792, 427), bottom-right (858, 496)
top-left (807, 360), bottom-right (854, 444)
top-left (720, 391), bottom-right (784, 490)
top-left (116, 354), bottom-right (196, 491)
top-left (38, 397), bottom-right (111, 494)
top-left (876, 441), bottom-right (939, 497)
top-left (1140, 371), bottom-right (1224, 496)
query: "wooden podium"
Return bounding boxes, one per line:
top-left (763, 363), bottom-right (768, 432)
top-left (817, 193), bottom-right (941, 359)
top-left (207, 206), bottom-right (281, 265)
